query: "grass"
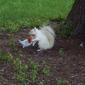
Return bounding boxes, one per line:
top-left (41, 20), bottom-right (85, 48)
top-left (0, 50), bottom-right (51, 85)
top-left (0, 50), bottom-right (13, 62)
top-left (28, 59), bottom-right (38, 83)
top-left (14, 58), bottom-right (51, 84)
top-left (13, 58), bottom-right (28, 83)
top-left (56, 79), bottom-right (68, 85)
top-left (0, 0), bottom-right (74, 32)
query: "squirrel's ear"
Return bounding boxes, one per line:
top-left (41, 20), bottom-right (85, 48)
top-left (34, 27), bottom-right (38, 31)
top-left (34, 27), bottom-right (37, 30)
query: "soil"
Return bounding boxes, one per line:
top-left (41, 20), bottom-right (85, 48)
top-left (0, 28), bottom-right (85, 85)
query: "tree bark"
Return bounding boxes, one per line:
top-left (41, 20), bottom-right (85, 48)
top-left (67, 0), bottom-right (85, 40)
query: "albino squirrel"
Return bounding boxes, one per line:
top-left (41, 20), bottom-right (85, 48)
top-left (29, 25), bottom-right (56, 51)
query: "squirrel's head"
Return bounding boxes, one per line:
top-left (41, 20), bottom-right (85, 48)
top-left (29, 27), bottom-right (39, 35)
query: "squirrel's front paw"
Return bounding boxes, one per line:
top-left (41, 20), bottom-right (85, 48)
top-left (37, 49), bottom-right (42, 51)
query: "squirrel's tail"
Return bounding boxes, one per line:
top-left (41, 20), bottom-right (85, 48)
top-left (40, 25), bottom-right (56, 49)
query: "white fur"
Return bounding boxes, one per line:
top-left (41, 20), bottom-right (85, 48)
top-left (29, 26), bottom-right (55, 51)
top-left (19, 39), bottom-right (32, 48)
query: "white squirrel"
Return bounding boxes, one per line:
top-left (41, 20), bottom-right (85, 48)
top-left (29, 25), bottom-right (56, 51)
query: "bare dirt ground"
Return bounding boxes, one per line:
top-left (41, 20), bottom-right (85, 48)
top-left (0, 28), bottom-right (85, 85)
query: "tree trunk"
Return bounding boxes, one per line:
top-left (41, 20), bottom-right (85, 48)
top-left (67, 0), bottom-right (85, 41)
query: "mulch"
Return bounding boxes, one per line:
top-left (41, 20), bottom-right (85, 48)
top-left (0, 29), bottom-right (85, 85)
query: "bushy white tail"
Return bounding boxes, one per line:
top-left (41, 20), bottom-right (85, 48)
top-left (40, 26), bottom-right (56, 49)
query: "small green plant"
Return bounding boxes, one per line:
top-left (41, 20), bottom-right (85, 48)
top-left (28, 59), bottom-right (38, 83)
top-left (13, 58), bottom-right (28, 83)
top-left (36, 80), bottom-right (44, 85)
top-left (56, 79), bottom-right (68, 85)
top-left (57, 20), bottom-right (74, 38)
top-left (8, 82), bottom-right (16, 85)
top-left (0, 80), bottom-right (2, 85)
top-left (0, 50), bottom-right (13, 62)
top-left (42, 65), bottom-right (50, 76)
top-left (59, 48), bottom-right (64, 57)
top-left (39, 81), bottom-right (44, 85)
top-left (8, 34), bottom-right (16, 49)
top-left (28, 59), bottom-right (51, 84)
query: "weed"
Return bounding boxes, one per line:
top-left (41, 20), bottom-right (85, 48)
top-left (0, 80), bottom-right (2, 85)
top-left (57, 20), bottom-right (74, 38)
top-left (28, 59), bottom-right (38, 83)
top-left (59, 48), bottom-right (64, 57)
top-left (0, 50), bottom-right (13, 62)
top-left (13, 58), bottom-right (28, 82)
top-left (39, 81), bottom-right (44, 85)
top-left (36, 80), bottom-right (44, 85)
top-left (8, 82), bottom-right (16, 85)
top-left (8, 34), bottom-right (16, 50)
top-left (42, 65), bottom-right (50, 76)
top-left (27, 59), bottom-right (51, 84)
top-left (56, 79), bottom-right (68, 85)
